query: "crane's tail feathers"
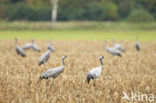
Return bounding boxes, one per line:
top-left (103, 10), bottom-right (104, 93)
top-left (122, 49), bottom-right (125, 52)
top-left (137, 48), bottom-right (140, 51)
top-left (87, 74), bottom-right (93, 84)
top-left (21, 54), bottom-right (26, 57)
top-left (117, 54), bottom-right (122, 57)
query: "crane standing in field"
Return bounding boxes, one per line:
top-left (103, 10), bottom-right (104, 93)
top-left (135, 36), bottom-right (140, 51)
top-left (38, 56), bottom-right (67, 88)
top-left (105, 40), bottom-right (122, 57)
top-left (15, 37), bottom-right (26, 57)
top-left (112, 38), bottom-right (125, 52)
top-left (87, 56), bottom-right (104, 86)
top-left (38, 43), bottom-right (54, 66)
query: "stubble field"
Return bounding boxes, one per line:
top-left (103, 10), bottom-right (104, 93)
top-left (0, 40), bottom-right (156, 103)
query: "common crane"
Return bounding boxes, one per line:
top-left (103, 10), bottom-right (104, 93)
top-left (38, 44), bottom-right (54, 66)
top-left (38, 56), bottom-right (67, 88)
top-left (135, 36), bottom-right (140, 51)
top-left (112, 38), bottom-right (125, 52)
top-left (15, 37), bottom-right (26, 57)
top-left (87, 56), bottom-right (104, 86)
top-left (105, 40), bottom-right (121, 57)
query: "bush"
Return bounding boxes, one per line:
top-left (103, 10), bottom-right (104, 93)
top-left (0, 5), bottom-right (8, 19)
top-left (127, 9), bottom-right (154, 22)
top-left (103, 2), bottom-right (119, 20)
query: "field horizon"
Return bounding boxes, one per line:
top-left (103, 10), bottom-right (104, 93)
top-left (0, 30), bottom-right (156, 41)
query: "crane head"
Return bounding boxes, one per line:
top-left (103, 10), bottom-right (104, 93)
top-left (62, 56), bottom-right (67, 59)
top-left (120, 39), bottom-right (123, 44)
top-left (15, 37), bottom-right (18, 41)
top-left (99, 56), bottom-right (104, 59)
top-left (37, 71), bottom-right (48, 83)
top-left (48, 42), bottom-right (54, 52)
top-left (105, 40), bottom-right (108, 44)
top-left (48, 45), bottom-right (54, 52)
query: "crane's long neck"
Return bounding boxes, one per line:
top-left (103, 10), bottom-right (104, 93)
top-left (32, 39), bottom-right (34, 44)
top-left (49, 49), bottom-right (53, 53)
top-left (120, 40), bottom-right (122, 44)
top-left (100, 58), bottom-right (103, 66)
top-left (15, 39), bottom-right (17, 46)
top-left (62, 58), bottom-right (65, 66)
top-left (105, 41), bottom-right (108, 48)
top-left (105, 42), bottom-right (109, 52)
top-left (136, 37), bottom-right (138, 42)
top-left (47, 50), bottom-right (52, 56)
top-left (112, 39), bottom-right (115, 45)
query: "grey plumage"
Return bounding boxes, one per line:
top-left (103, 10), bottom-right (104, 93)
top-left (87, 56), bottom-right (104, 86)
top-left (38, 44), bottom-right (54, 66)
top-left (105, 40), bottom-right (122, 57)
top-left (112, 38), bottom-right (125, 52)
top-left (47, 42), bottom-right (55, 51)
top-left (87, 73), bottom-right (94, 84)
top-left (32, 39), bottom-right (40, 52)
top-left (21, 39), bottom-right (40, 52)
top-left (135, 36), bottom-right (140, 51)
top-left (21, 43), bottom-right (32, 50)
top-left (38, 56), bottom-right (67, 88)
top-left (15, 38), bottom-right (26, 57)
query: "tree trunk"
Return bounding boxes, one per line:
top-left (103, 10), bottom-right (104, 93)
top-left (50, 0), bottom-right (58, 27)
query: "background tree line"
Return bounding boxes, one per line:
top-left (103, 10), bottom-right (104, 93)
top-left (0, 0), bottom-right (155, 22)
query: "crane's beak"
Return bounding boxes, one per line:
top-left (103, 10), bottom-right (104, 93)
top-left (37, 77), bottom-right (42, 84)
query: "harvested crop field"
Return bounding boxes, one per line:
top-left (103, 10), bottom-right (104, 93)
top-left (0, 40), bottom-right (156, 103)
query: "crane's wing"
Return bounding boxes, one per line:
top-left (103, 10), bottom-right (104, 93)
top-left (89, 66), bottom-right (102, 78)
top-left (38, 51), bottom-right (50, 65)
top-left (136, 43), bottom-right (140, 51)
top-left (46, 66), bottom-right (64, 78)
top-left (16, 46), bottom-right (26, 57)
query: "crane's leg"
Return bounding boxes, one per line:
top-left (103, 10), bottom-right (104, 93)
top-left (37, 78), bottom-right (41, 84)
top-left (93, 79), bottom-right (96, 86)
top-left (44, 60), bottom-right (47, 68)
top-left (46, 79), bottom-right (50, 88)
top-left (50, 79), bottom-right (55, 89)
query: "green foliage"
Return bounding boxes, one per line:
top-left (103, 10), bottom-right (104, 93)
top-left (0, 5), bottom-right (7, 19)
top-left (58, 7), bottom-right (85, 21)
top-left (84, 1), bottom-right (105, 20)
top-left (127, 9), bottom-right (154, 22)
top-left (58, 1), bottom-right (119, 21)
top-left (103, 2), bottom-right (119, 20)
top-left (0, 0), bottom-right (155, 21)
top-left (4, 3), bottom-right (51, 21)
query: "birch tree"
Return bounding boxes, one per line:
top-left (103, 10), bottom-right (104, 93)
top-left (50, 0), bottom-right (58, 27)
